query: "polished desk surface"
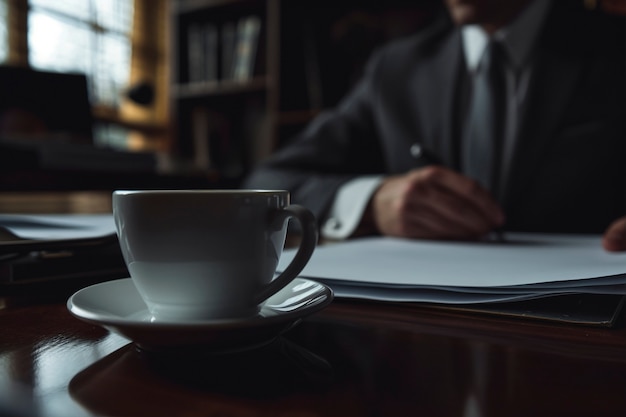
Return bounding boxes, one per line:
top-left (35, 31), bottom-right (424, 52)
top-left (1, 287), bottom-right (625, 417)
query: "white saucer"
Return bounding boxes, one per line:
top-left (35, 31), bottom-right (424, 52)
top-left (67, 277), bottom-right (333, 351)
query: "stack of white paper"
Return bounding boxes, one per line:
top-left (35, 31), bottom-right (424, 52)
top-left (278, 234), bottom-right (626, 304)
top-left (5, 215), bottom-right (624, 305)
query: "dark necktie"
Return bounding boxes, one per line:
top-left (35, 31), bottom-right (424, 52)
top-left (463, 40), bottom-right (506, 198)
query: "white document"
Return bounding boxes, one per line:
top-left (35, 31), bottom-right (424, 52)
top-left (0, 214), bottom-right (116, 240)
top-left (278, 234), bottom-right (626, 303)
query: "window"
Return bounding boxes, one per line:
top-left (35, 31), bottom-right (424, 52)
top-left (28, 0), bottom-right (134, 108)
top-left (2, 0), bottom-right (169, 151)
top-left (0, 0), bottom-right (7, 63)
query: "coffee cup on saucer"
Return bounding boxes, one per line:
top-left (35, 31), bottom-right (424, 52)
top-left (112, 189), bottom-right (318, 322)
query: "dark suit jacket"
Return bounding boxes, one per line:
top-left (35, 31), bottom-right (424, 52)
top-left (244, 2), bottom-right (626, 234)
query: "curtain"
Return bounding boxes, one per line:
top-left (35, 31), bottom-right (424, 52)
top-left (122, 0), bottom-right (169, 151)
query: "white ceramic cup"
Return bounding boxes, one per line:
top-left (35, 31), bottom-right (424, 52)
top-left (112, 190), bottom-right (318, 322)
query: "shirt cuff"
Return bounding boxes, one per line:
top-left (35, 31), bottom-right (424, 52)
top-left (321, 176), bottom-right (384, 240)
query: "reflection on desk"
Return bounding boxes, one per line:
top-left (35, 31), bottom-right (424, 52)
top-left (0, 296), bottom-right (625, 417)
top-left (70, 338), bottom-right (332, 416)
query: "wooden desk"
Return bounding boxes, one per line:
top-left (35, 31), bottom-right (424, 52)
top-left (1, 291), bottom-right (625, 417)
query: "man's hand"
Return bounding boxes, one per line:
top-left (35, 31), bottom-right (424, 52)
top-left (369, 166), bottom-right (505, 240)
top-left (603, 216), bottom-right (626, 252)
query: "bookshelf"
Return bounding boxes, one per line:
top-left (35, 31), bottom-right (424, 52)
top-left (169, 0), bottom-right (440, 185)
top-left (169, 0), bottom-right (274, 184)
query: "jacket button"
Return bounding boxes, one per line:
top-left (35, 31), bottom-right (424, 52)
top-left (410, 143), bottom-right (422, 158)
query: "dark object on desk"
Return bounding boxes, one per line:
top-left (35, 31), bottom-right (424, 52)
top-left (0, 65), bottom-right (157, 177)
top-left (439, 293), bottom-right (626, 328)
top-left (0, 66), bottom-right (93, 143)
top-left (0, 233), bottom-right (128, 296)
top-left (0, 137), bottom-right (157, 174)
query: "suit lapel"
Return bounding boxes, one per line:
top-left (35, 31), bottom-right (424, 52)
top-left (502, 12), bottom-right (584, 209)
top-left (412, 27), bottom-right (464, 169)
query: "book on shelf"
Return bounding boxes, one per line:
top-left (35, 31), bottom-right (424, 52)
top-left (204, 23), bottom-right (219, 82)
top-left (187, 23), bottom-right (204, 83)
top-left (232, 15), bottom-right (262, 82)
top-left (189, 108), bottom-right (242, 177)
top-left (187, 22), bottom-right (219, 83)
top-left (210, 112), bottom-right (242, 179)
top-left (190, 107), bottom-right (212, 171)
top-left (220, 21), bottom-right (237, 80)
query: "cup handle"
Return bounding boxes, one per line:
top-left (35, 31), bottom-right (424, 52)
top-left (254, 204), bottom-right (318, 304)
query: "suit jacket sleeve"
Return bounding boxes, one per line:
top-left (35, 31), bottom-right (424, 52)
top-left (242, 51), bottom-right (389, 221)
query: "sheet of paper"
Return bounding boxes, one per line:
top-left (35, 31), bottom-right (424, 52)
top-left (278, 234), bottom-right (626, 289)
top-left (0, 214), bottom-right (116, 240)
top-left (329, 283), bottom-right (547, 303)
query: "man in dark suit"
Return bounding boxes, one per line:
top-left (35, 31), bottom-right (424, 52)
top-left (244, 0), bottom-right (626, 250)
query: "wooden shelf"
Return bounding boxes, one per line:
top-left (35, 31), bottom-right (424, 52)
top-left (93, 107), bottom-right (168, 136)
top-left (172, 76), bottom-right (268, 99)
top-left (174, 0), bottom-right (257, 15)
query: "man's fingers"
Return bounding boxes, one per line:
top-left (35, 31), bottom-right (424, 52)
top-left (372, 166), bottom-right (506, 240)
top-left (409, 166), bottom-right (505, 229)
top-left (401, 204), bottom-right (479, 239)
top-left (404, 187), bottom-right (493, 236)
top-left (603, 217), bottom-right (626, 252)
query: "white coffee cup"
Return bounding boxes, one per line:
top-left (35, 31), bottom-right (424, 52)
top-left (112, 190), bottom-right (318, 322)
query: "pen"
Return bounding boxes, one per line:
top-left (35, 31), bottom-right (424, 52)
top-left (410, 143), bottom-right (443, 165)
top-left (410, 143), bottom-right (506, 243)
top-left (487, 227), bottom-right (506, 243)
